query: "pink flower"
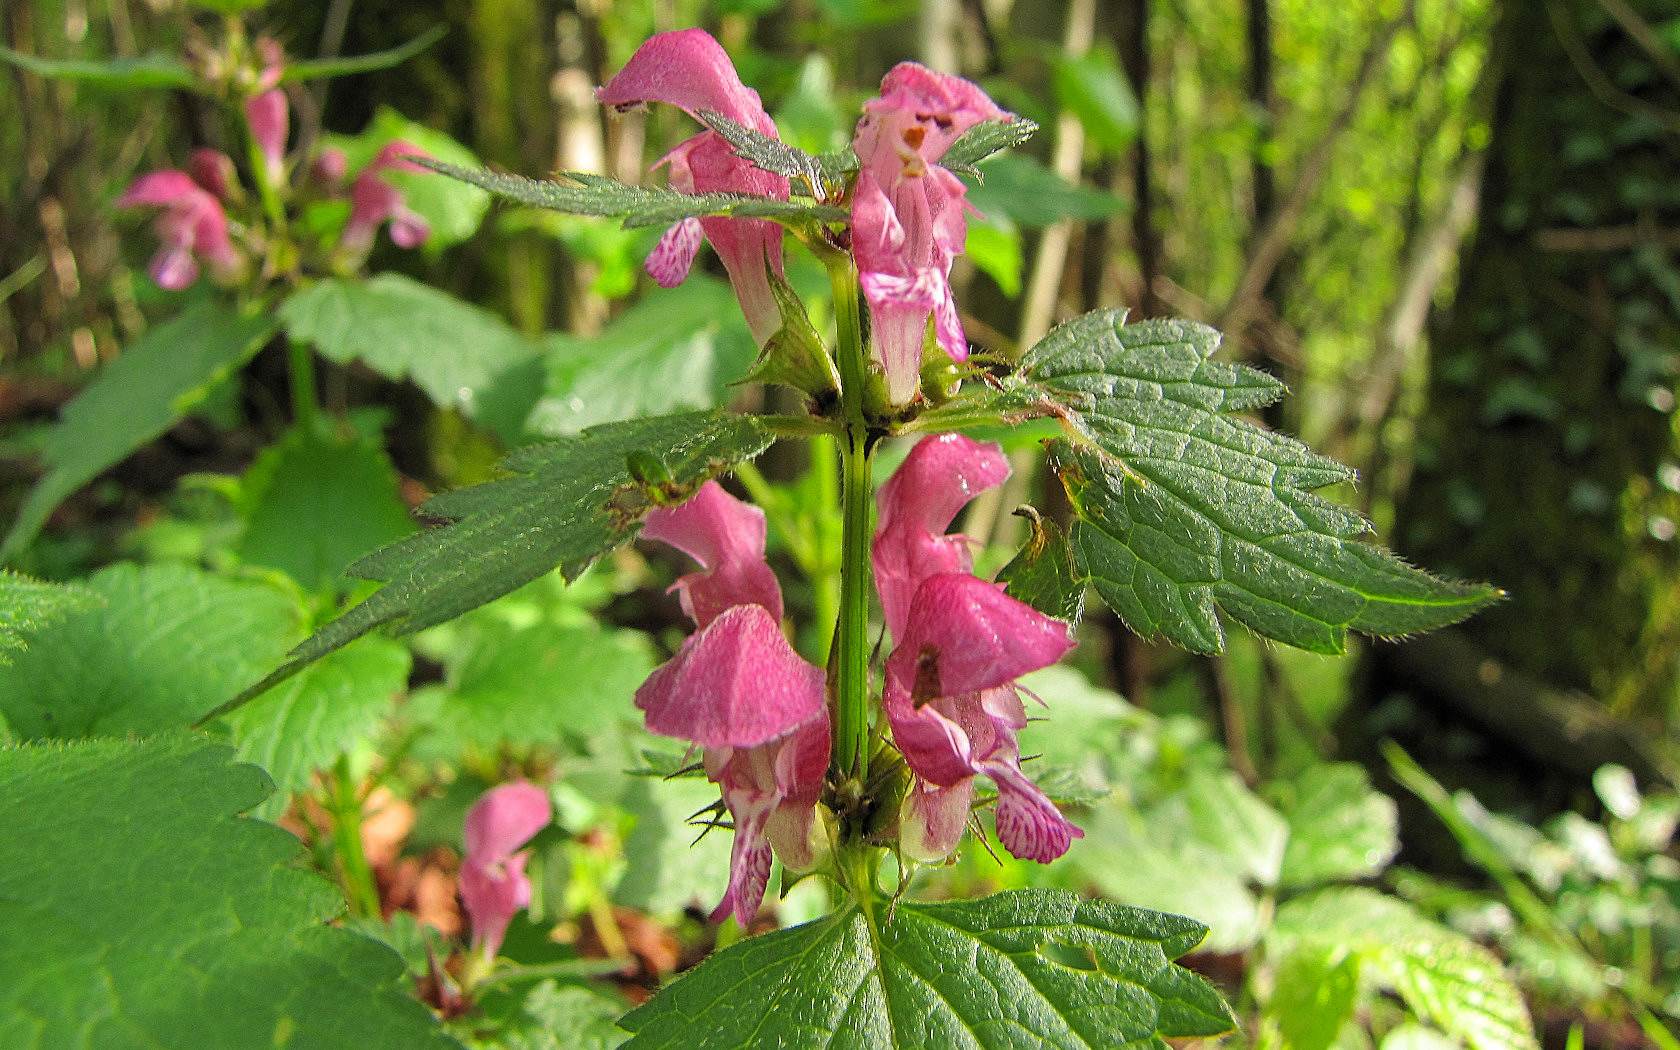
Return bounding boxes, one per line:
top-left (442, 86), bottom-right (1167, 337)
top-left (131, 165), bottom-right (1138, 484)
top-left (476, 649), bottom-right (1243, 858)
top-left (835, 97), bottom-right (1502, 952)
top-left (642, 480), bottom-right (783, 628)
top-left (460, 781), bottom-right (552, 958)
top-left (872, 433), bottom-right (1010, 641)
top-left (597, 29), bottom-right (789, 345)
top-left (634, 481), bottom-right (830, 925)
top-left (118, 169), bottom-right (240, 290)
top-left (312, 147), bottom-right (348, 186)
top-left (187, 148), bottom-right (237, 202)
top-left (850, 64), bottom-right (1010, 405)
top-left (245, 88), bottom-right (288, 187)
top-left (342, 140), bottom-right (431, 255)
top-left (883, 572), bottom-right (1079, 863)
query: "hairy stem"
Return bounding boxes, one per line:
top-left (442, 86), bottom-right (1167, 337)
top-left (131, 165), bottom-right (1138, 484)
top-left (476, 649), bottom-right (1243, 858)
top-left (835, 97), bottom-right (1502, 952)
top-left (830, 258), bottom-right (873, 781)
top-left (287, 337), bottom-right (319, 428)
top-left (328, 756), bottom-right (382, 920)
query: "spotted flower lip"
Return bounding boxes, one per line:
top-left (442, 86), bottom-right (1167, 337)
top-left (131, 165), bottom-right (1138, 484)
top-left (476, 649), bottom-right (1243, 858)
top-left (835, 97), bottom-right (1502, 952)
top-left (596, 29), bottom-right (788, 346)
top-left (851, 63), bottom-right (1012, 405)
top-left (118, 168), bottom-right (240, 290)
top-left (882, 572), bottom-right (1080, 864)
top-left (460, 781), bottom-right (552, 958)
top-left (342, 140), bottom-right (431, 255)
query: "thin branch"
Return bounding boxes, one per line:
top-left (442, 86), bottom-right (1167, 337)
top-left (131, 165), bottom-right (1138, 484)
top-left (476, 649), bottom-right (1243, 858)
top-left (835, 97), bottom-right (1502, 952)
top-left (1594, 0), bottom-right (1680, 96)
top-left (1534, 225), bottom-right (1680, 252)
top-left (1547, 0), bottom-right (1680, 135)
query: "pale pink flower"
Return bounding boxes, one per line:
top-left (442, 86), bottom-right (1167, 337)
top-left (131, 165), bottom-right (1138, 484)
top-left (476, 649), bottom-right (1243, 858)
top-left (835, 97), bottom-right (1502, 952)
top-left (634, 480), bottom-right (829, 925)
top-left (883, 572), bottom-right (1080, 863)
top-left (187, 148), bottom-right (237, 202)
top-left (851, 64), bottom-right (1010, 405)
top-left (871, 433), bottom-right (1010, 641)
top-left (245, 89), bottom-right (288, 187)
top-left (119, 169), bottom-right (240, 290)
top-left (460, 781), bottom-right (552, 958)
top-left (597, 29), bottom-right (789, 345)
top-left (312, 146), bottom-right (348, 187)
top-left (342, 140), bottom-right (431, 255)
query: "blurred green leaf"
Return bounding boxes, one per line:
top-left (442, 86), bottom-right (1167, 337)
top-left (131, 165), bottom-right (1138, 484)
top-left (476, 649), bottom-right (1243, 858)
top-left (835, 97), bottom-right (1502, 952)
top-left (235, 423), bottom-right (416, 591)
top-left (284, 26), bottom-right (446, 83)
top-left (620, 889), bottom-right (1231, 1047)
top-left (1274, 763), bottom-right (1400, 890)
top-left (280, 274), bottom-right (538, 426)
top-left (0, 45), bottom-right (197, 90)
top-left (329, 110), bottom-right (489, 248)
top-left (0, 571), bottom-right (97, 664)
top-left (1053, 48), bottom-right (1139, 154)
top-left (224, 636), bottom-right (409, 819)
top-left (964, 213), bottom-right (1023, 297)
top-left (966, 154), bottom-right (1126, 228)
top-left (1270, 888), bottom-right (1537, 1050)
top-left (0, 736), bottom-right (459, 1050)
top-left (498, 980), bottom-right (630, 1050)
top-left (1269, 948), bottom-right (1360, 1050)
top-left (0, 562), bottom-right (298, 740)
top-left (2, 300), bottom-right (277, 561)
top-left (774, 55), bottom-right (847, 155)
top-left (531, 278), bottom-right (757, 434)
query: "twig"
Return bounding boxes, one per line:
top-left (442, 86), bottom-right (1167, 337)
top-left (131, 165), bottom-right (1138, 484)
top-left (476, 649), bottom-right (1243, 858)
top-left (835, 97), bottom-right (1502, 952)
top-left (1594, 0), bottom-right (1680, 96)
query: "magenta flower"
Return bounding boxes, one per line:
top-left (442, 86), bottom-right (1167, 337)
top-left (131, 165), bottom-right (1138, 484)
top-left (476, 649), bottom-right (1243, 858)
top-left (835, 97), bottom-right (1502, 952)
top-left (187, 148), bottom-right (237, 202)
top-left (883, 572), bottom-right (1079, 863)
top-left (871, 433), bottom-right (1010, 641)
top-left (851, 64), bottom-right (1011, 405)
top-left (118, 169), bottom-right (240, 290)
top-left (597, 29), bottom-right (790, 346)
top-left (342, 140), bottom-right (431, 255)
top-left (460, 781), bottom-right (552, 958)
top-left (633, 481), bottom-right (830, 925)
top-left (245, 88), bottom-right (288, 187)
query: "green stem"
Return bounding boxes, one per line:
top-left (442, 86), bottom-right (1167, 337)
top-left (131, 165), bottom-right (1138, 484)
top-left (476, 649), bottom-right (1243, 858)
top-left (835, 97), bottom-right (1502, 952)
top-left (328, 756), bottom-right (382, 920)
top-left (829, 257), bottom-right (874, 781)
top-left (287, 338), bottom-right (320, 428)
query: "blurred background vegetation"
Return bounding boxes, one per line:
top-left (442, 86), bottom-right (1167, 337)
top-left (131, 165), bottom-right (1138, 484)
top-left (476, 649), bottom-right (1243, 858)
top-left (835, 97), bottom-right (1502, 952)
top-left (4, 0), bottom-right (1680, 1045)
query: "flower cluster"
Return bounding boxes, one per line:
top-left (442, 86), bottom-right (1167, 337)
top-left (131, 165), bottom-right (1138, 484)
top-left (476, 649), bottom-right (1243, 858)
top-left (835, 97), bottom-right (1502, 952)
top-left (118, 39), bottom-right (430, 290)
top-left (596, 31), bottom-right (1080, 926)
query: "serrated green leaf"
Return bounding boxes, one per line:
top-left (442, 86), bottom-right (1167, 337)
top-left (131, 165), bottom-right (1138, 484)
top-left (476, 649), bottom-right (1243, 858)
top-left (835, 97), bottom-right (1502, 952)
top-left (0, 45), bottom-right (197, 89)
top-left (280, 275), bottom-right (538, 424)
top-left (499, 981), bottom-right (630, 1050)
top-left (236, 423), bottom-right (416, 590)
top-left (0, 571), bottom-right (97, 664)
top-left (940, 118), bottom-right (1040, 179)
top-left (697, 109), bottom-right (853, 198)
top-left (0, 562), bottom-right (299, 740)
top-left (218, 411), bottom-right (773, 712)
top-left (1269, 888), bottom-right (1537, 1050)
top-left (1023, 311), bottom-right (1499, 654)
top-left (283, 26), bottom-right (446, 82)
top-left (2, 300), bottom-right (277, 560)
top-left (0, 736), bottom-right (457, 1050)
top-left (530, 277), bottom-right (758, 434)
top-left (1274, 763), bottom-right (1399, 890)
top-left (998, 511), bottom-right (1086, 627)
top-left (419, 159), bottom-right (849, 228)
top-left (224, 637), bottom-right (409, 819)
top-left (1268, 948), bottom-right (1360, 1050)
top-left (621, 889), bottom-right (1231, 1048)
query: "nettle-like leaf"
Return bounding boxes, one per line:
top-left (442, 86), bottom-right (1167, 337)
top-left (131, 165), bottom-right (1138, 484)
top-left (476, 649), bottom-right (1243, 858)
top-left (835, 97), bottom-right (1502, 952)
top-left (0, 571), bottom-right (97, 664)
top-left (1273, 763), bottom-right (1399, 890)
top-left (698, 110), bottom-right (856, 197)
top-left (940, 118), bottom-right (1041, 180)
top-left (621, 889), bottom-right (1231, 1049)
top-left (1267, 888), bottom-right (1537, 1050)
top-left (2, 300), bottom-right (277, 560)
top-left (419, 159), bottom-right (848, 228)
top-left (0, 736), bottom-right (458, 1050)
top-left (280, 275), bottom-right (538, 429)
top-left (998, 510), bottom-right (1086, 627)
top-left (1013, 311), bottom-right (1499, 655)
top-left (218, 411), bottom-right (773, 711)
